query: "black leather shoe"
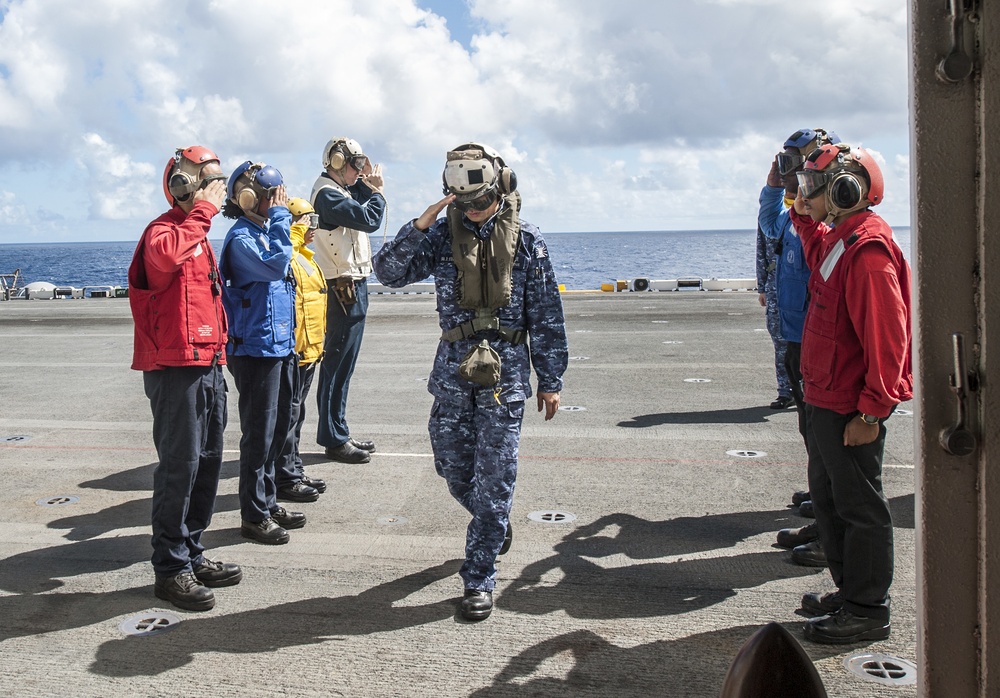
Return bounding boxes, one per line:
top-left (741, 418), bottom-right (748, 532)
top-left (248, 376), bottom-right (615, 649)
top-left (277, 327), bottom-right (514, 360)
top-left (499, 522), bottom-right (513, 555)
top-left (192, 558), bottom-right (243, 587)
top-left (770, 395), bottom-right (794, 409)
top-left (792, 539), bottom-right (828, 567)
top-left (350, 438), bottom-right (376, 452)
top-left (804, 608), bottom-right (890, 644)
top-left (461, 589), bottom-right (493, 621)
top-left (801, 590), bottom-right (844, 617)
top-left (301, 475), bottom-right (327, 494)
top-left (241, 517), bottom-right (289, 545)
top-left (271, 506), bottom-right (306, 530)
top-left (776, 523), bottom-right (819, 549)
top-left (326, 442), bottom-right (371, 464)
top-left (791, 490), bottom-right (811, 507)
top-left (798, 500), bottom-right (815, 518)
top-left (277, 480), bottom-right (320, 502)
top-left (154, 571), bottom-right (216, 611)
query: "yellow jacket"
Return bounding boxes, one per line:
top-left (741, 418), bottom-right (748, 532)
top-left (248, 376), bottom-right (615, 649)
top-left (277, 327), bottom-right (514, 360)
top-left (290, 222), bottom-right (327, 364)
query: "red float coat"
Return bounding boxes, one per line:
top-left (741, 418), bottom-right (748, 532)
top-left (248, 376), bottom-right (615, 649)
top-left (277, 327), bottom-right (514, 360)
top-left (128, 201), bottom-right (228, 371)
top-left (790, 208), bottom-right (913, 418)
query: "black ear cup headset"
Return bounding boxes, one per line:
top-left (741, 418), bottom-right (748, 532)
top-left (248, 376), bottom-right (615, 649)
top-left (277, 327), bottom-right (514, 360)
top-left (828, 171), bottom-right (865, 210)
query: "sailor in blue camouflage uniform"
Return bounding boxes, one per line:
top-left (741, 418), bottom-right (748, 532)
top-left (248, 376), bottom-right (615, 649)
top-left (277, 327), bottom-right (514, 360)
top-left (756, 224), bottom-right (792, 408)
top-left (373, 143), bottom-right (568, 621)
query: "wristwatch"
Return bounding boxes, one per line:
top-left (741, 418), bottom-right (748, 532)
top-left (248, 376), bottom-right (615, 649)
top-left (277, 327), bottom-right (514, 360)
top-left (859, 413), bottom-right (880, 425)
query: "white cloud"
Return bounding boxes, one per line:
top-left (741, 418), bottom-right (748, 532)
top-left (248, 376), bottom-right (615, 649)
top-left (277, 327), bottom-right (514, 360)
top-left (0, 0), bottom-right (911, 241)
top-left (76, 133), bottom-right (158, 220)
top-left (0, 190), bottom-right (29, 225)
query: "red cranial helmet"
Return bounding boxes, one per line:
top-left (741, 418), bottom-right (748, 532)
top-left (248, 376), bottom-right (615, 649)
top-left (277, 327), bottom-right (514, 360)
top-left (797, 143), bottom-right (884, 218)
top-left (162, 145), bottom-right (222, 206)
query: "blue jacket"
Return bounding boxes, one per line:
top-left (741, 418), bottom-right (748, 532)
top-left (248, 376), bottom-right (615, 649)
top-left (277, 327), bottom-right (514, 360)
top-left (372, 202), bottom-right (568, 404)
top-left (219, 207), bottom-right (296, 357)
top-left (758, 185), bottom-right (810, 343)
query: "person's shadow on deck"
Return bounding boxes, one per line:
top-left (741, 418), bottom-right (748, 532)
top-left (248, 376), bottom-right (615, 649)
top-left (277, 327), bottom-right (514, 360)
top-left (498, 511), bottom-right (819, 620)
top-left (618, 406), bottom-right (786, 427)
top-left (90, 560), bottom-right (463, 676)
top-left (79, 459), bottom-right (241, 493)
top-left (61, 460), bottom-right (242, 540)
top-left (0, 534), bottom-right (157, 643)
top-left (469, 626), bottom-right (842, 697)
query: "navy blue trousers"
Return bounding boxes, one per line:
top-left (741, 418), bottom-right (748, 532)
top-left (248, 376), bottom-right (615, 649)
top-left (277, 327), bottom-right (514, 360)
top-left (144, 365), bottom-right (227, 577)
top-left (806, 404), bottom-right (894, 621)
top-left (228, 353), bottom-right (297, 522)
top-left (430, 393), bottom-right (524, 592)
top-left (276, 359), bottom-right (317, 485)
top-left (316, 278), bottom-right (368, 449)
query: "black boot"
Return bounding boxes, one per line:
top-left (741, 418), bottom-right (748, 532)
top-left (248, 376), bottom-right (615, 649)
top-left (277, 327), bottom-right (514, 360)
top-left (154, 571), bottom-right (216, 611)
top-left (192, 558), bottom-right (243, 587)
top-left (461, 590), bottom-right (493, 621)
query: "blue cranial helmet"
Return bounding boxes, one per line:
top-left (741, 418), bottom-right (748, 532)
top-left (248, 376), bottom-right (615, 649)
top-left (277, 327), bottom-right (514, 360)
top-left (228, 161), bottom-right (283, 213)
top-left (777, 128), bottom-right (842, 176)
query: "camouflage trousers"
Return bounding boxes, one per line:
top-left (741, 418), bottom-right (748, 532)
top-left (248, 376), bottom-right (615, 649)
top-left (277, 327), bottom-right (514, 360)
top-left (765, 297), bottom-right (792, 397)
top-left (429, 392), bottom-right (525, 591)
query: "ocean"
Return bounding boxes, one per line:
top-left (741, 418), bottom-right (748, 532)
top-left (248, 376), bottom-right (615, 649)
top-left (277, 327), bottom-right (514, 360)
top-left (0, 228), bottom-right (912, 292)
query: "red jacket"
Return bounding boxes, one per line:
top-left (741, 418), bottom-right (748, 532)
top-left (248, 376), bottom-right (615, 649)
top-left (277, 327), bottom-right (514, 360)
top-left (129, 202), bottom-right (228, 371)
top-left (790, 208), bottom-right (913, 417)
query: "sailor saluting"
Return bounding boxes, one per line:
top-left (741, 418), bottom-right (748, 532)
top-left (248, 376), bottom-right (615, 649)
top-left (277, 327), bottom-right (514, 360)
top-left (374, 143), bottom-right (568, 621)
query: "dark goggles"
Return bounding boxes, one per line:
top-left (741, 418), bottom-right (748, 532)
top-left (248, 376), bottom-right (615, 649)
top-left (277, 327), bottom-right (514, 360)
top-left (198, 173), bottom-right (227, 189)
top-left (776, 151), bottom-right (805, 176)
top-left (348, 155), bottom-right (370, 172)
top-left (452, 189), bottom-right (497, 213)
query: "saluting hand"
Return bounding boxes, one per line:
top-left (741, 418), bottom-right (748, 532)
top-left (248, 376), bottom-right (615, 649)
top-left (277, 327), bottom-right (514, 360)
top-left (361, 163), bottom-right (384, 194)
top-left (767, 158), bottom-right (782, 188)
top-left (195, 179), bottom-right (227, 212)
top-left (413, 194), bottom-right (455, 231)
top-left (269, 185), bottom-right (288, 209)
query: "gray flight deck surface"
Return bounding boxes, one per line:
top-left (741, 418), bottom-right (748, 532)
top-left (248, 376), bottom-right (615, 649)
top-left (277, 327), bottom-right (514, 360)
top-left (0, 292), bottom-right (916, 697)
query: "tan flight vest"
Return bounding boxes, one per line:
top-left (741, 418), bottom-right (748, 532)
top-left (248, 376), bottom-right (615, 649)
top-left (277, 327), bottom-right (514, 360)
top-left (310, 175), bottom-right (373, 280)
top-left (441, 193), bottom-right (527, 345)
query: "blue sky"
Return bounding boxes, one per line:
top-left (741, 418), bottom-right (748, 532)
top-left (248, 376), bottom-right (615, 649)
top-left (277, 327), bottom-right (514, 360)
top-left (0, 0), bottom-right (909, 244)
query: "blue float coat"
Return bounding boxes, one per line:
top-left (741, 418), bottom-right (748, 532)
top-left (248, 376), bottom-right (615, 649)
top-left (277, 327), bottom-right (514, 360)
top-left (758, 185), bottom-right (811, 344)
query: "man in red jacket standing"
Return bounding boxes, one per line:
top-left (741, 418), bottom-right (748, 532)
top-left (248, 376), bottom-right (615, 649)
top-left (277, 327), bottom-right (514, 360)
top-left (128, 146), bottom-right (243, 611)
top-left (790, 143), bottom-right (913, 644)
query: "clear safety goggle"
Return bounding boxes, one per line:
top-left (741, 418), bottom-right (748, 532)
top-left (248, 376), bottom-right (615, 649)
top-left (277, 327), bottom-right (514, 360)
top-left (776, 152), bottom-right (805, 176)
top-left (307, 213), bottom-right (320, 229)
top-left (796, 170), bottom-right (829, 199)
